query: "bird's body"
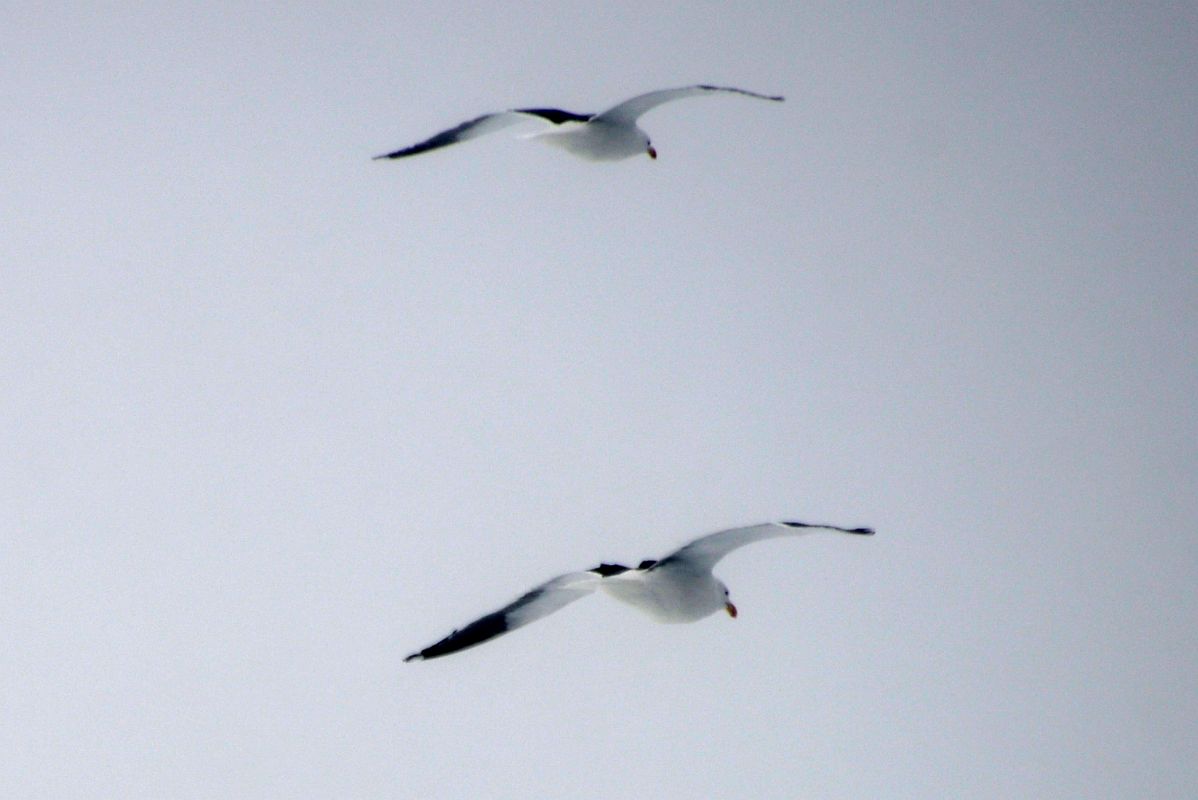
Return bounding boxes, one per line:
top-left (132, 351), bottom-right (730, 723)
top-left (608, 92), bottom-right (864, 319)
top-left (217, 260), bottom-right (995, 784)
top-left (531, 117), bottom-right (652, 162)
top-left (598, 561), bottom-right (727, 623)
top-left (373, 84), bottom-right (784, 163)
top-left (404, 520), bottom-right (873, 661)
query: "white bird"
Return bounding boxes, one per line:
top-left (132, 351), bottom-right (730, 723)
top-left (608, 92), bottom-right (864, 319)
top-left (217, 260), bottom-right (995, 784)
top-left (373, 84), bottom-right (784, 162)
top-left (404, 520), bottom-right (873, 661)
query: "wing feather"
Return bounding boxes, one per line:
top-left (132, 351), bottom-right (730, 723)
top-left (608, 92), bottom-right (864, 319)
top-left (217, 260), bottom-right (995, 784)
top-left (373, 110), bottom-right (556, 160)
top-left (404, 571), bottom-right (601, 661)
top-left (594, 84), bottom-right (784, 126)
top-left (656, 521), bottom-right (873, 573)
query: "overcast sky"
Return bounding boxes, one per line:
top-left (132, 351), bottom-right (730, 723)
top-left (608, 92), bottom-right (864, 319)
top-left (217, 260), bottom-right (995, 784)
top-left (4, 3), bottom-right (1196, 798)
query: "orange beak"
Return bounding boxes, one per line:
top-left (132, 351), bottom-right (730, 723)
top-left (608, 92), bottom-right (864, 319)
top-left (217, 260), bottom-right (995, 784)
top-left (647, 145), bottom-right (657, 159)
top-left (725, 601), bottom-right (738, 618)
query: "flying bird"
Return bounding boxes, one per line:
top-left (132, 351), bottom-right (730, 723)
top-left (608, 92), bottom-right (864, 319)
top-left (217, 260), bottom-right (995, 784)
top-left (404, 520), bottom-right (873, 661)
top-left (373, 84), bottom-right (784, 162)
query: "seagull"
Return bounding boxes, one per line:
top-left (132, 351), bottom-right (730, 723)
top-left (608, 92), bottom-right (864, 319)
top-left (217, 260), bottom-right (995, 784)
top-left (404, 520), bottom-right (873, 661)
top-left (373, 84), bottom-right (784, 162)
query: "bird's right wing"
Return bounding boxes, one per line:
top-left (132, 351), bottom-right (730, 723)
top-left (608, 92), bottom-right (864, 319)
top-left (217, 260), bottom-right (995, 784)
top-left (373, 111), bottom-right (529, 160)
top-left (404, 571), bottom-right (602, 661)
top-left (656, 521), bottom-right (874, 573)
top-left (373, 107), bottom-right (591, 160)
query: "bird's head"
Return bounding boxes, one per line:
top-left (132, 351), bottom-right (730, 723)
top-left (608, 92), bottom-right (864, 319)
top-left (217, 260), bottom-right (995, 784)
top-left (722, 582), bottom-right (737, 618)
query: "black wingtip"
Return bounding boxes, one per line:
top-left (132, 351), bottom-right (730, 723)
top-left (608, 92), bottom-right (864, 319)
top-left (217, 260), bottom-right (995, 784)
top-left (781, 521), bottom-right (875, 535)
top-left (696, 85), bottom-right (785, 103)
top-left (403, 652), bottom-right (423, 663)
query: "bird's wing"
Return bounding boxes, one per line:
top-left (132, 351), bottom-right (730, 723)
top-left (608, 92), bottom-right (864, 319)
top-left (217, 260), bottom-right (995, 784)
top-left (655, 521), bottom-right (873, 573)
top-left (593, 84), bottom-right (784, 126)
top-left (404, 571), bottom-right (602, 661)
top-left (373, 107), bottom-right (589, 160)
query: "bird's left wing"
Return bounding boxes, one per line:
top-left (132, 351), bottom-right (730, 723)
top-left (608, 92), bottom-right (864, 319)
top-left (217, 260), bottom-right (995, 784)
top-left (655, 520), bottom-right (873, 573)
top-left (404, 571), bottom-right (602, 661)
top-left (593, 84), bottom-right (784, 126)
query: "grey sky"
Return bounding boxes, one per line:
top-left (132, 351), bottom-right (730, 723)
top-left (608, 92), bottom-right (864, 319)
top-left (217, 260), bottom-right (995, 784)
top-left (4, 3), bottom-right (1196, 798)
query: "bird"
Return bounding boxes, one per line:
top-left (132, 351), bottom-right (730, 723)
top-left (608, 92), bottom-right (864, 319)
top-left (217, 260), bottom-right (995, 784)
top-left (404, 520), bottom-right (873, 661)
top-left (373, 84), bottom-right (784, 163)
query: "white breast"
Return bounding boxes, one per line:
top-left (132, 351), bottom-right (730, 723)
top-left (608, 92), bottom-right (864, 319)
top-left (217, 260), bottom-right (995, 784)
top-left (600, 566), bottom-right (726, 623)
top-left (533, 121), bottom-right (647, 161)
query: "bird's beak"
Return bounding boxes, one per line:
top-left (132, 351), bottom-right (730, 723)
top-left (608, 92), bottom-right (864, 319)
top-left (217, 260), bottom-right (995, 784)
top-left (725, 601), bottom-right (738, 618)
top-left (647, 145), bottom-right (657, 159)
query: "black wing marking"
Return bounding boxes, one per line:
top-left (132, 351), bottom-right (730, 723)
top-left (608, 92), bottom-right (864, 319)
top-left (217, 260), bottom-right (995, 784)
top-left (695, 84), bottom-right (785, 102)
top-left (403, 591), bottom-right (536, 662)
top-left (590, 562), bottom-right (630, 577)
top-left (780, 521), bottom-right (874, 535)
top-left (373, 113), bottom-right (501, 160)
top-left (514, 107), bottom-right (593, 125)
top-left (654, 520), bottom-right (875, 572)
top-left (404, 571), bottom-right (599, 661)
top-left (373, 107), bottom-right (591, 161)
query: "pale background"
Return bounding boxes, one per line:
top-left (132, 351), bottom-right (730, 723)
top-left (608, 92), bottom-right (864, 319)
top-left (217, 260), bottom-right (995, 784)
top-left (4, 3), bottom-right (1196, 798)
